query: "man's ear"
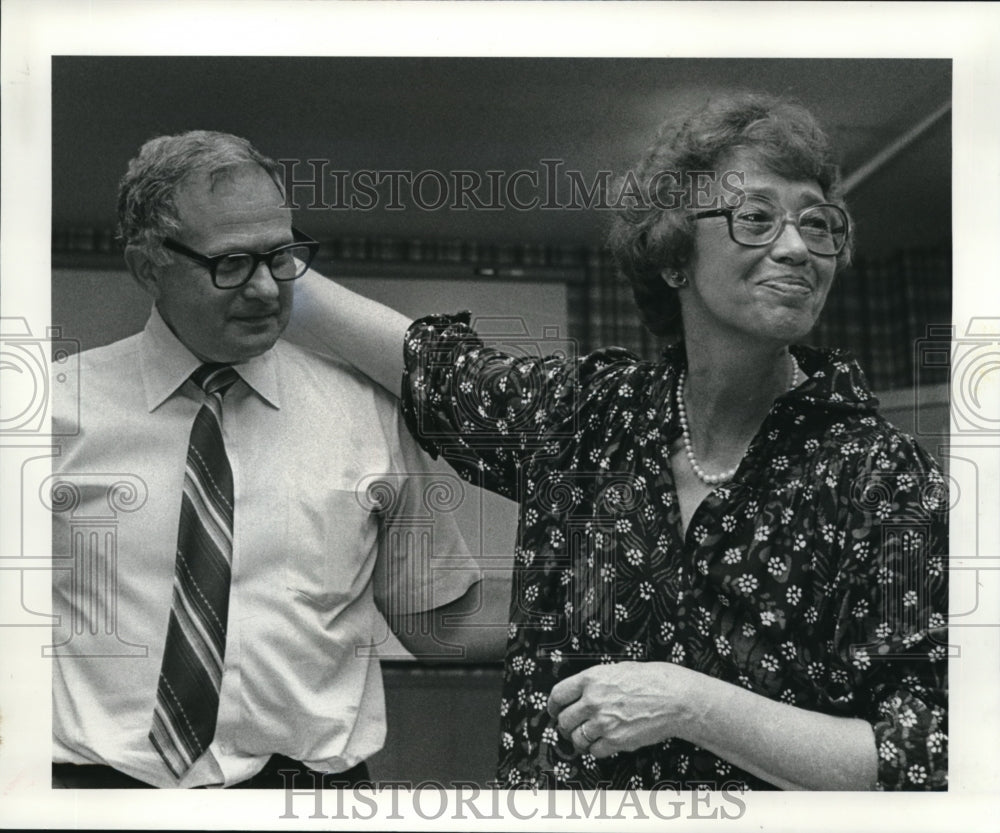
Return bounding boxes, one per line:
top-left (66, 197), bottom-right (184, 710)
top-left (124, 245), bottom-right (163, 299)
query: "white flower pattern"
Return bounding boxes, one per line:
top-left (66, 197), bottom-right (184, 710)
top-left (402, 316), bottom-right (949, 791)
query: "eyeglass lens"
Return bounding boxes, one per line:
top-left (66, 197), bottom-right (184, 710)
top-left (730, 198), bottom-right (846, 255)
top-left (214, 245), bottom-right (315, 288)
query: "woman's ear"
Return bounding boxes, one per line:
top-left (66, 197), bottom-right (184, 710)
top-left (124, 245), bottom-right (162, 299)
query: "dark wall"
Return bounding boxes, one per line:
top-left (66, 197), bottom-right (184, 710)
top-left (52, 57), bottom-right (951, 257)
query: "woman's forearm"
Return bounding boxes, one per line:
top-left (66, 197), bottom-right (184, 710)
top-left (550, 661), bottom-right (879, 791)
top-left (287, 269), bottom-right (413, 394)
top-left (687, 673), bottom-right (879, 790)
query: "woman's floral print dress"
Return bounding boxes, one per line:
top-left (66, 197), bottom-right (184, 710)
top-left (401, 312), bottom-right (948, 791)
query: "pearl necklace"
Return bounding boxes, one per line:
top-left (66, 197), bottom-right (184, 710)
top-left (677, 356), bottom-right (800, 486)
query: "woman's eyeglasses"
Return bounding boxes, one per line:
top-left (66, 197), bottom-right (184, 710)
top-left (693, 196), bottom-right (849, 257)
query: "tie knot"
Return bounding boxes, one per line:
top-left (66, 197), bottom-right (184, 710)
top-left (191, 364), bottom-right (240, 397)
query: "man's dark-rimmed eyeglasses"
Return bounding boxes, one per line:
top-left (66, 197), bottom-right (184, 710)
top-left (162, 227), bottom-right (321, 289)
top-left (693, 195), bottom-right (849, 257)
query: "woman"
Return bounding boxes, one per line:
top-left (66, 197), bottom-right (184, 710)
top-left (289, 92), bottom-right (947, 790)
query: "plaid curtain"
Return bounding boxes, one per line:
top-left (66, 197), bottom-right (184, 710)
top-left (810, 246), bottom-right (951, 391)
top-left (53, 225), bottom-right (950, 392)
top-left (568, 248), bottom-right (674, 360)
top-left (570, 245), bottom-right (952, 392)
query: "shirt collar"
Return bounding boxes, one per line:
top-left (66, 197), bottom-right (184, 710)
top-left (138, 307), bottom-right (282, 412)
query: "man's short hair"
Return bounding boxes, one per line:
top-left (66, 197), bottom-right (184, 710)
top-left (117, 130), bottom-right (286, 264)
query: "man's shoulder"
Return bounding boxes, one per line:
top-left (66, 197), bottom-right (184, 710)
top-left (59, 333), bottom-right (145, 407)
top-left (274, 339), bottom-right (393, 402)
top-left (52, 333), bottom-right (146, 441)
top-left (73, 332), bottom-right (144, 375)
top-left (272, 339), bottom-right (409, 454)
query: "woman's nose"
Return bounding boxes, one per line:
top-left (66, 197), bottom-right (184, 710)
top-left (769, 219), bottom-right (810, 262)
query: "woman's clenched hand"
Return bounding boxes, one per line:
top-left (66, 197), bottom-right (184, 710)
top-left (547, 661), bottom-right (709, 758)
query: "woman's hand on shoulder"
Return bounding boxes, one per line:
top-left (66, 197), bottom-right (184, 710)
top-left (546, 661), bottom-right (707, 759)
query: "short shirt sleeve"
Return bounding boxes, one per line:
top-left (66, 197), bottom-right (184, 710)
top-left (368, 384), bottom-right (481, 617)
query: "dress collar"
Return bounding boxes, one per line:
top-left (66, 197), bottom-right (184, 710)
top-left (138, 307), bottom-right (282, 412)
top-left (787, 344), bottom-right (880, 413)
top-left (659, 342), bottom-right (879, 414)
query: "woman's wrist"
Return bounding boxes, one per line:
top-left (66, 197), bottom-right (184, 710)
top-left (670, 664), bottom-right (732, 748)
top-left (669, 668), bottom-right (878, 790)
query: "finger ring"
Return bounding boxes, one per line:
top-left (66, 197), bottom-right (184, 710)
top-left (579, 724), bottom-right (594, 744)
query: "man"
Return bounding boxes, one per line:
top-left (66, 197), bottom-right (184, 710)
top-left (50, 130), bottom-right (482, 788)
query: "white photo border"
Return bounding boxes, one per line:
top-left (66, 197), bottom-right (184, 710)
top-left (2, 1), bottom-right (999, 830)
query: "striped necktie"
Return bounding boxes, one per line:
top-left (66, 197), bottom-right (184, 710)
top-left (149, 363), bottom-right (240, 779)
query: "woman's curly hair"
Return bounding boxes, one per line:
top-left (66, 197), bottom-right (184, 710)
top-left (608, 91), bottom-right (853, 336)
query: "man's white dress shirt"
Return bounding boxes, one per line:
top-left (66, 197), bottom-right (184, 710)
top-left (51, 309), bottom-right (478, 787)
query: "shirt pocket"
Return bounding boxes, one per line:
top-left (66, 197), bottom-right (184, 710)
top-left (282, 480), bottom-right (381, 611)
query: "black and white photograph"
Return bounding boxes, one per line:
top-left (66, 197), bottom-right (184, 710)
top-left (1, 2), bottom-right (998, 830)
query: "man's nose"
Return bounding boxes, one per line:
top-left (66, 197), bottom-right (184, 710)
top-left (242, 260), bottom-right (280, 299)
